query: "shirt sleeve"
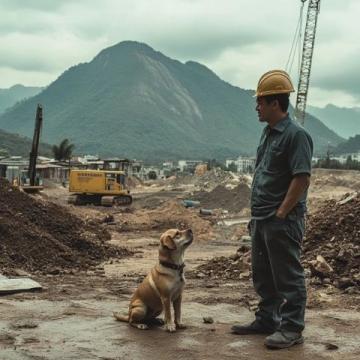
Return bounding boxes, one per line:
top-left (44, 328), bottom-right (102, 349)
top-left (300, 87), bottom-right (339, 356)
top-left (288, 129), bottom-right (314, 176)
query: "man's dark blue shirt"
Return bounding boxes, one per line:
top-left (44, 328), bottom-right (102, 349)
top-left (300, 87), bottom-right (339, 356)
top-left (251, 115), bottom-right (313, 219)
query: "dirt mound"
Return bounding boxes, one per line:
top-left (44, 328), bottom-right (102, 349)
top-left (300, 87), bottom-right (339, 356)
top-left (193, 183), bottom-right (250, 212)
top-left (0, 179), bottom-right (131, 274)
top-left (114, 200), bottom-right (215, 241)
top-left (303, 193), bottom-right (360, 290)
top-left (189, 245), bottom-right (251, 280)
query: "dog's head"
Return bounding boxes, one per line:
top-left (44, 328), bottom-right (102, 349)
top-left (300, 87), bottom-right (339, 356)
top-left (159, 228), bottom-right (193, 262)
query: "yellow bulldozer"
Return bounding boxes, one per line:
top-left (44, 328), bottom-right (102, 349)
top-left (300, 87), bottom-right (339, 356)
top-left (67, 169), bottom-right (132, 206)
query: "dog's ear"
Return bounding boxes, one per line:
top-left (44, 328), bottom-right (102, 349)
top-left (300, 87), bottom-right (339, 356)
top-left (160, 232), bottom-right (177, 250)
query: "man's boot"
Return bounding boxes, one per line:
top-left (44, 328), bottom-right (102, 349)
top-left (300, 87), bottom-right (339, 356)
top-left (264, 330), bottom-right (304, 349)
top-left (231, 320), bottom-right (275, 335)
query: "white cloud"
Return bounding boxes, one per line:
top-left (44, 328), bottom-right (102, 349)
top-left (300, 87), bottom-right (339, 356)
top-left (0, 0), bottom-right (359, 107)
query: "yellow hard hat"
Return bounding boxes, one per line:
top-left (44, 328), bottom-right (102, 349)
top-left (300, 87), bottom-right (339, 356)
top-left (254, 70), bottom-right (295, 97)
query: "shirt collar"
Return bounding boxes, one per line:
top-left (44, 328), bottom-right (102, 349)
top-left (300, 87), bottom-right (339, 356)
top-left (267, 114), bottom-right (291, 133)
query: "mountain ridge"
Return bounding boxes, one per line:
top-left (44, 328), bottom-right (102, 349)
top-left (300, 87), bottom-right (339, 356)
top-left (0, 41), bottom-right (342, 160)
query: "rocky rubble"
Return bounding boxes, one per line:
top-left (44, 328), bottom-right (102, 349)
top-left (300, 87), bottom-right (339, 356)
top-left (303, 192), bottom-right (360, 291)
top-left (194, 168), bottom-right (251, 191)
top-left (189, 244), bottom-right (251, 280)
top-left (191, 193), bottom-right (360, 293)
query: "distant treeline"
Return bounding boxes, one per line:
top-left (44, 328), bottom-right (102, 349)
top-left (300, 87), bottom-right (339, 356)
top-left (314, 155), bottom-right (360, 171)
top-left (335, 134), bottom-right (360, 154)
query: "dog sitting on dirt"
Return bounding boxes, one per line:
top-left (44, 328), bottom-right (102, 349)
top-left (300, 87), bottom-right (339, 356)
top-left (113, 228), bottom-right (193, 332)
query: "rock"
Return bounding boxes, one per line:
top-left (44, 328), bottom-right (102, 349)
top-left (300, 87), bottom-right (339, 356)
top-left (337, 277), bottom-right (354, 290)
top-left (13, 269), bottom-right (30, 277)
top-left (229, 253), bottom-right (240, 261)
top-left (310, 255), bottom-right (333, 277)
top-left (325, 343), bottom-right (339, 350)
top-left (203, 317), bottom-right (214, 324)
top-left (48, 268), bottom-right (61, 275)
top-left (102, 214), bottom-right (115, 223)
top-left (344, 286), bottom-right (359, 295)
top-left (10, 320), bottom-right (38, 329)
top-left (240, 235), bottom-right (251, 243)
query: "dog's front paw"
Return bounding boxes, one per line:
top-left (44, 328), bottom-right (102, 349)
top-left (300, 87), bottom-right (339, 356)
top-left (165, 323), bottom-right (176, 333)
top-left (175, 323), bottom-right (187, 330)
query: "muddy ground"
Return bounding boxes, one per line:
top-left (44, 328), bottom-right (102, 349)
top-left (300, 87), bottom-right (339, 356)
top-left (1, 169), bottom-right (360, 359)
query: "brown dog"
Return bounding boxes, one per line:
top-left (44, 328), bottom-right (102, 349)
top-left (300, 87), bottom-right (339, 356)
top-left (113, 228), bottom-right (193, 332)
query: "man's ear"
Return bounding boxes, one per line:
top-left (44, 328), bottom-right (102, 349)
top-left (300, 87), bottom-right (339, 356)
top-left (161, 234), bottom-right (177, 250)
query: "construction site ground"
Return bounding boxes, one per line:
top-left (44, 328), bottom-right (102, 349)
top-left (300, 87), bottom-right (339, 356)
top-left (1, 168), bottom-right (360, 360)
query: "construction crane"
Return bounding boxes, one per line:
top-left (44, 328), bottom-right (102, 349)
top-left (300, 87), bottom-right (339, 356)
top-left (294, 0), bottom-right (321, 125)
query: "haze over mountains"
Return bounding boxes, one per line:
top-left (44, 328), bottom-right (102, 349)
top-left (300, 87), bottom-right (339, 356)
top-left (0, 85), bottom-right (43, 114)
top-left (0, 41), bottom-right (343, 160)
top-left (308, 104), bottom-right (360, 139)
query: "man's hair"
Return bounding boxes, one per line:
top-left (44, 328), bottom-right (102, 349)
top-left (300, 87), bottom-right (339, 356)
top-left (263, 93), bottom-right (290, 112)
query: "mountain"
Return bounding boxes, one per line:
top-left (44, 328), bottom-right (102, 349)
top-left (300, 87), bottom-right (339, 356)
top-left (0, 128), bottom-right (51, 157)
top-left (0, 84), bottom-right (43, 114)
top-left (335, 134), bottom-right (360, 155)
top-left (0, 41), bottom-right (343, 160)
top-left (308, 104), bottom-right (360, 139)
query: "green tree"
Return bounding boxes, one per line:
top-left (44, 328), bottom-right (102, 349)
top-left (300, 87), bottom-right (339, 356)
top-left (52, 139), bottom-right (75, 161)
top-left (0, 148), bottom-right (9, 157)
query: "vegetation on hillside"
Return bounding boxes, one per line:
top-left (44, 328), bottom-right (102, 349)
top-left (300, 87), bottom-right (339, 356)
top-left (0, 42), bottom-right (343, 160)
top-left (0, 128), bottom-right (51, 157)
top-left (335, 134), bottom-right (360, 155)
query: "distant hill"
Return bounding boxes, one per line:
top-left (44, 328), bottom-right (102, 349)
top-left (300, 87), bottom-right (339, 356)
top-left (335, 134), bottom-right (360, 155)
top-left (308, 104), bottom-right (360, 139)
top-left (0, 41), bottom-right (343, 160)
top-left (0, 84), bottom-right (43, 114)
top-left (0, 128), bottom-right (51, 157)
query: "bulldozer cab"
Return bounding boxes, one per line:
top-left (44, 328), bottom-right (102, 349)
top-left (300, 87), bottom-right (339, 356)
top-left (105, 171), bottom-right (126, 191)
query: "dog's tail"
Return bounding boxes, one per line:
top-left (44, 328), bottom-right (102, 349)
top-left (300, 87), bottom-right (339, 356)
top-left (113, 312), bottom-right (129, 322)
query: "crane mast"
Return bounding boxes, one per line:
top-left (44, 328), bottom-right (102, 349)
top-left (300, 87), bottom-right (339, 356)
top-left (295, 0), bottom-right (321, 125)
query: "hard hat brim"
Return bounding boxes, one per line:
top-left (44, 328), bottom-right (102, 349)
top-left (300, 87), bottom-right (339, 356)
top-left (253, 89), bottom-right (295, 98)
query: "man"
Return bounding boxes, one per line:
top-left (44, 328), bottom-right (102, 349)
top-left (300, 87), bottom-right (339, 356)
top-left (231, 70), bottom-right (313, 349)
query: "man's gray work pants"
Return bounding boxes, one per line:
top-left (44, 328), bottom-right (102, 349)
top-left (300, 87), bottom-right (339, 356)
top-left (250, 215), bottom-right (306, 332)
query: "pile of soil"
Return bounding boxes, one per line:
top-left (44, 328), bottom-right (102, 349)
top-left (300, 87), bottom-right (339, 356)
top-left (303, 193), bottom-right (360, 290)
top-left (0, 179), bottom-right (132, 274)
top-left (193, 183), bottom-right (250, 212)
top-left (189, 245), bottom-right (251, 280)
top-left (114, 200), bottom-right (215, 241)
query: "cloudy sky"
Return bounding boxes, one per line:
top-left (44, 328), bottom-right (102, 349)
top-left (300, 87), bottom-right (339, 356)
top-left (0, 0), bottom-right (359, 108)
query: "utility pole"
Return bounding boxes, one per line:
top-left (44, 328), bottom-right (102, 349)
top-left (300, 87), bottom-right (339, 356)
top-left (295, 0), bottom-right (321, 125)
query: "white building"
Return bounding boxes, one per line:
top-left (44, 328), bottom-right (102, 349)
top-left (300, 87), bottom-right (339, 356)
top-left (226, 156), bottom-right (256, 173)
top-left (177, 160), bottom-right (203, 172)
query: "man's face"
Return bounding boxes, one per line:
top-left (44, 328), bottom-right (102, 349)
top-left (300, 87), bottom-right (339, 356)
top-left (256, 97), bottom-right (275, 123)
